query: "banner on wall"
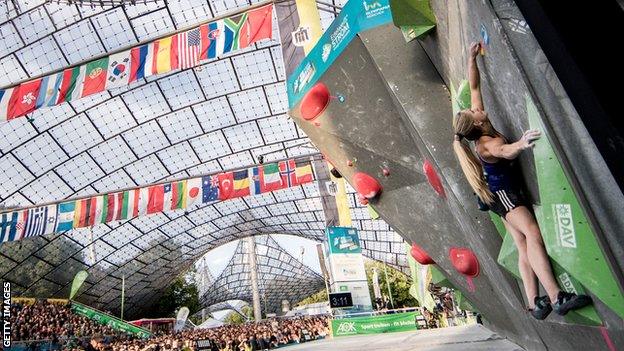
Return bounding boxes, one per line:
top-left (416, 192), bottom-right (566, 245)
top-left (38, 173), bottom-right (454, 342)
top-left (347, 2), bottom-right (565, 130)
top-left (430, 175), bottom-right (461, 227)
top-left (331, 312), bottom-right (419, 336)
top-left (0, 4), bottom-right (274, 123)
top-left (71, 301), bottom-right (151, 338)
top-left (0, 158), bottom-right (314, 244)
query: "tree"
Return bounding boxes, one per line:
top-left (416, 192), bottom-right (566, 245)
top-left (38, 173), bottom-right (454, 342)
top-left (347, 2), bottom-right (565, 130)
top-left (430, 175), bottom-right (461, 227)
top-left (147, 273), bottom-right (200, 318)
top-left (223, 306), bottom-right (253, 325)
top-left (365, 260), bottom-right (418, 308)
top-left (295, 289), bottom-right (328, 307)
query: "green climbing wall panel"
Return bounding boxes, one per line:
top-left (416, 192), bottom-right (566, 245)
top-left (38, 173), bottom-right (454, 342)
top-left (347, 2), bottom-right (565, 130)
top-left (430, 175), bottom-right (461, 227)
top-left (526, 95), bottom-right (624, 320)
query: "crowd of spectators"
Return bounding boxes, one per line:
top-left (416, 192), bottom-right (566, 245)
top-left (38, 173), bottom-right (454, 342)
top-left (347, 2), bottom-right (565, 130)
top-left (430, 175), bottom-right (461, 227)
top-left (10, 299), bottom-right (119, 348)
top-left (9, 299), bottom-right (329, 351)
top-left (106, 315), bottom-right (330, 351)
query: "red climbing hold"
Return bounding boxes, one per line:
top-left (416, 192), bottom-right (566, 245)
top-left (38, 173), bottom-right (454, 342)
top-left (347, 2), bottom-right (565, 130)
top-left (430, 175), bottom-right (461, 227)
top-left (449, 247), bottom-right (480, 277)
top-left (410, 243), bottom-right (435, 265)
top-left (352, 172), bottom-right (382, 199)
top-left (423, 159), bottom-right (445, 198)
top-left (357, 194), bottom-right (369, 205)
top-left (300, 83), bottom-right (330, 121)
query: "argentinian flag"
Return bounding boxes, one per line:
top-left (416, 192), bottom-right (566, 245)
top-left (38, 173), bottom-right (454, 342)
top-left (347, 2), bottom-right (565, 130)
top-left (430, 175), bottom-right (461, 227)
top-left (35, 72), bottom-right (63, 108)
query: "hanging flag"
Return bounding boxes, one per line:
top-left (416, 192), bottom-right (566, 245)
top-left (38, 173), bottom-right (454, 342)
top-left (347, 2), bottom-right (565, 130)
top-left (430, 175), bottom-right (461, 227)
top-left (121, 188), bottom-right (140, 219)
top-left (104, 192), bottom-right (124, 223)
top-left (82, 57), bottom-right (109, 97)
top-left (129, 44), bottom-right (154, 83)
top-left (1, 211), bottom-right (22, 243)
top-left (187, 177), bottom-right (203, 207)
top-left (106, 50), bottom-right (131, 89)
top-left (56, 201), bottom-right (76, 232)
top-left (218, 172), bottom-right (234, 200)
top-left (249, 167), bottom-right (262, 195)
top-left (279, 160), bottom-right (297, 187)
top-left (295, 164), bottom-right (313, 184)
top-left (57, 65), bottom-right (86, 104)
top-left (73, 198), bottom-right (90, 228)
top-left (90, 196), bottom-right (105, 226)
top-left (147, 184), bottom-right (166, 214)
top-left (137, 187), bottom-right (150, 216)
top-left (205, 20), bottom-right (226, 59)
top-left (239, 4), bottom-right (274, 49)
top-left (170, 181), bottom-right (187, 210)
top-left (8, 79), bottom-right (42, 119)
top-left (22, 205), bottom-right (57, 239)
top-left (179, 28), bottom-right (202, 69)
top-left (262, 163), bottom-right (282, 192)
top-left (0, 88), bottom-right (14, 122)
top-left (152, 35), bottom-right (179, 75)
top-left (223, 14), bottom-right (248, 53)
top-left (36, 72), bottom-right (63, 109)
top-left (232, 170), bottom-right (250, 198)
top-left (203, 175), bottom-right (220, 202)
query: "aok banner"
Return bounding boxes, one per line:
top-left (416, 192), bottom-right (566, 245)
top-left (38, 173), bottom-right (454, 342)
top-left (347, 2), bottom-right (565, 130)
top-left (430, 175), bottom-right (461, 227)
top-left (331, 312), bottom-right (419, 336)
top-left (71, 302), bottom-right (151, 338)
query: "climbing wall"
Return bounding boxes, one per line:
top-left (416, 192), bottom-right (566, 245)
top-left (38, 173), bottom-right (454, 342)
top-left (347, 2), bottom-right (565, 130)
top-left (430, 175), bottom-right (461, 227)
top-left (280, 0), bottom-right (623, 350)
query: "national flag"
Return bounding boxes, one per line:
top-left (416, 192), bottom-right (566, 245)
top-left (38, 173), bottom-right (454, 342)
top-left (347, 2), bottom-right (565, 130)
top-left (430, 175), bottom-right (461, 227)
top-left (81, 57), bottom-right (109, 97)
top-left (295, 164), bottom-right (314, 184)
top-left (121, 188), bottom-right (141, 219)
top-left (129, 44), bottom-right (154, 83)
top-left (56, 201), bottom-right (76, 232)
top-left (147, 184), bottom-right (166, 214)
top-left (279, 160), bottom-right (297, 187)
top-left (170, 180), bottom-right (187, 210)
top-left (232, 170), bottom-right (250, 198)
top-left (223, 14), bottom-right (248, 53)
top-left (57, 65), bottom-right (86, 104)
top-left (202, 175), bottom-right (220, 203)
top-left (106, 50), bottom-right (131, 89)
top-left (90, 196), bottom-right (105, 226)
top-left (0, 88), bottom-right (14, 122)
top-left (218, 172), bottom-right (234, 200)
top-left (73, 198), bottom-right (91, 228)
top-left (249, 167), bottom-right (262, 195)
top-left (22, 205), bottom-right (57, 239)
top-left (7, 79), bottom-right (42, 119)
top-left (205, 20), bottom-right (226, 59)
top-left (104, 192), bottom-right (124, 223)
top-left (186, 177), bottom-right (203, 207)
top-left (178, 28), bottom-right (202, 69)
top-left (261, 163), bottom-right (282, 192)
top-left (152, 35), bottom-right (179, 75)
top-left (36, 72), bottom-right (63, 109)
top-left (239, 4), bottom-right (274, 49)
top-left (1, 211), bottom-right (22, 243)
top-left (137, 187), bottom-right (150, 216)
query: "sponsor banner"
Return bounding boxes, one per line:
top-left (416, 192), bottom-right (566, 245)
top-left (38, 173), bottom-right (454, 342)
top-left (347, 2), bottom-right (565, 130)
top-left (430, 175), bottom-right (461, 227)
top-left (331, 312), bottom-right (419, 336)
top-left (71, 301), bottom-right (151, 338)
top-left (336, 281), bottom-right (373, 310)
top-left (286, 0), bottom-right (392, 107)
top-left (327, 226), bottom-right (361, 254)
top-left (329, 254), bottom-right (367, 281)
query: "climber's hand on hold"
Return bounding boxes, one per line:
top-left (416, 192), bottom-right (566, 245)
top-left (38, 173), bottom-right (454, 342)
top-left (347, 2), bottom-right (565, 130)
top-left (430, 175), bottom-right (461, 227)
top-left (519, 129), bottom-right (541, 150)
top-left (469, 42), bottom-right (481, 59)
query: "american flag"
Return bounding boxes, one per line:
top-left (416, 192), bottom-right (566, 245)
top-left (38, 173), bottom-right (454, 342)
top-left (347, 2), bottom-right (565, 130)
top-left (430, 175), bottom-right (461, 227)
top-left (179, 28), bottom-right (202, 69)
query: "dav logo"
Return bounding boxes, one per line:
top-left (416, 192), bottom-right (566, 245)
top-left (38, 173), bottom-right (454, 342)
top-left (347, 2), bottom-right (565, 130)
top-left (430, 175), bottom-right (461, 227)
top-left (558, 272), bottom-right (578, 295)
top-left (336, 321), bottom-right (356, 334)
top-left (554, 204), bottom-right (577, 248)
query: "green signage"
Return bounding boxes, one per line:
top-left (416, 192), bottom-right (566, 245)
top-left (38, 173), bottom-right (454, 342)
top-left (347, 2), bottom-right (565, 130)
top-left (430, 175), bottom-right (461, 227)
top-left (327, 226), bottom-right (361, 254)
top-left (71, 302), bottom-right (151, 338)
top-left (331, 312), bottom-right (419, 336)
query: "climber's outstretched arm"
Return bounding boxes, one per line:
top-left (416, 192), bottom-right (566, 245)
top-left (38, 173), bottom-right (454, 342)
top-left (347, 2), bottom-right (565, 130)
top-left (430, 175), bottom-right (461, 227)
top-left (468, 42), bottom-right (484, 111)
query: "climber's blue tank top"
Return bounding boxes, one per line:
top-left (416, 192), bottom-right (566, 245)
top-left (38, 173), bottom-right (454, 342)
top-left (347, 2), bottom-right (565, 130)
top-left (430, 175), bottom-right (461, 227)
top-left (476, 141), bottom-right (517, 192)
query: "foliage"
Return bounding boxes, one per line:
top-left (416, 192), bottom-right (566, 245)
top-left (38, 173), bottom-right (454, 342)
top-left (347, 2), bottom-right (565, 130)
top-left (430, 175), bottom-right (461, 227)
top-left (146, 272), bottom-right (200, 318)
top-left (295, 289), bottom-right (328, 307)
top-left (365, 260), bottom-right (418, 308)
top-left (223, 306), bottom-right (253, 325)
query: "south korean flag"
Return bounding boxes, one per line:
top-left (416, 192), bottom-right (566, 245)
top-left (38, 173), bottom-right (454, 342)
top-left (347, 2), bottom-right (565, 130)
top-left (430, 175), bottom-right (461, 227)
top-left (106, 50), bottom-right (131, 89)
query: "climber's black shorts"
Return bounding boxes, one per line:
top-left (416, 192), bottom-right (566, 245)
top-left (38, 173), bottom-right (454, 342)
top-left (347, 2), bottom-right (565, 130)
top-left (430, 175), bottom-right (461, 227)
top-left (489, 189), bottom-right (526, 219)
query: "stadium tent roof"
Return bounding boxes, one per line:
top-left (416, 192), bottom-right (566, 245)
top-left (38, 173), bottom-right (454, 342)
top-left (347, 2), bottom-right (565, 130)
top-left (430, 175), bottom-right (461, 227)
top-left (0, 0), bottom-right (407, 318)
top-left (200, 235), bottom-right (324, 315)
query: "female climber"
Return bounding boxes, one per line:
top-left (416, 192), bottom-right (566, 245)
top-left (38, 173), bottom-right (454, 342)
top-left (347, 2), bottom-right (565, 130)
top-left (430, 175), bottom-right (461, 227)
top-left (451, 42), bottom-right (592, 320)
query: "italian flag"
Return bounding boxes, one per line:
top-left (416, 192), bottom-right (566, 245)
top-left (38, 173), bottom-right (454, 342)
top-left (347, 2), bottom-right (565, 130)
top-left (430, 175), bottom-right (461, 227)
top-left (262, 163), bottom-right (282, 192)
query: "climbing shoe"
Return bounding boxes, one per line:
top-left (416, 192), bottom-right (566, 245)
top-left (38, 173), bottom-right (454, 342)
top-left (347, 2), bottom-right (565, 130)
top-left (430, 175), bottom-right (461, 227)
top-left (529, 295), bottom-right (552, 320)
top-left (553, 291), bottom-right (593, 316)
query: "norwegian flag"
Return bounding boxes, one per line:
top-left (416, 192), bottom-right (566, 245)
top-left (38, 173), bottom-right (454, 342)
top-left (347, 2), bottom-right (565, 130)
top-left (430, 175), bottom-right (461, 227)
top-left (178, 28), bottom-right (202, 69)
